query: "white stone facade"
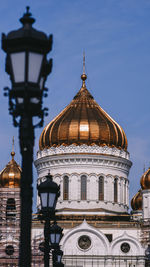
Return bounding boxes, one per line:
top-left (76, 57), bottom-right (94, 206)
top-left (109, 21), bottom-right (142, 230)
top-left (33, 143), bottom-right (150, 266)
top-left (60, 220), bottom-right (145, 267)
top-left (31, 219), bottom-right (145, 266)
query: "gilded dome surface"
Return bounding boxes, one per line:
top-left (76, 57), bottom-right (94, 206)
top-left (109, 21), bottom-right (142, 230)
top-left (0, 151), bottom-right (21, 188)
top-left (39, 73), bottom-right (128, 151)
top-left (140, 167), bottom-right (150, 190)
top-left (131, 190), bottom-right (142, 211)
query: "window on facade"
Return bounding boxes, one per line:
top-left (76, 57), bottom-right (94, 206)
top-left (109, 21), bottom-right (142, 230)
top-left (81, 175), bottom-right (87, 200)
top-left (6, 198), bottom-right (16, 220)
top-left (124, 180), bottom-right (126, 204)
top-left (120, 179), bottom-right (123, 203)
top-left (63, 176), bottom-right (69, 200)
top-left (5, 245), bottom-right (14, 255)
top-left (114, 178), bottom-right (118, 203)
top-left (99, 176), bottom-right (104, 201)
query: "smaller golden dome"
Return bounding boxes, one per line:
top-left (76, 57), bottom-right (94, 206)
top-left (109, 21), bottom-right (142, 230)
top-left (0, 149), bottom-right (21, 188)
top-left (131, 190), bottom-right (142, 211)
top-left (140, 167), bottom-right (150, 190)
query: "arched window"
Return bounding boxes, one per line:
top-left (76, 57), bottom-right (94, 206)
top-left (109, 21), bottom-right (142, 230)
top-left (6, 198), bottom-right (16, 220)
top-left (63, 176), bottom-right (69, 200)
top-left (99, 176), bottom-right (104, 201)
top-left (114, 178), bottom-right (118, 203)
top-left (124, 180), bottom-right (126, 204)
top-left (81, 175), bottom-right (87, 200)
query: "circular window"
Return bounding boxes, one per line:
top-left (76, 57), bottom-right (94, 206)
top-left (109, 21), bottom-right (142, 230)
top-left (5, 245), bottom-right (14, 255)
top-left (39, 242), bottom-right (45, 252)
top-left (121, 242), bottom-right (130, 253)
top-left (78, 235), bottom-right (91, 250)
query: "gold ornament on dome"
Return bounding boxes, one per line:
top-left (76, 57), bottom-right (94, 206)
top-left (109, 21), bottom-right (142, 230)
top-left (140, 167), bottom-right (150, 190)
top-left (131, 189), bottom-right (142, 211)
top-left (39, 57), bottom-right (128, 151)
top-left (0, 138), bottom-right (21, 188)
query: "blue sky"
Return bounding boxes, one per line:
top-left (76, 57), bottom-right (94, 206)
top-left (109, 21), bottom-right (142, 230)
top-left (0, 0), bottom-right (150, 211)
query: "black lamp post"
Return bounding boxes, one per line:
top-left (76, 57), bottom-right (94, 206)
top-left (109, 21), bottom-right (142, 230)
top-left (145, 245), bottom-right (150, 267)
top-left (2, 7), bottom-right (53, 267)
top-left (37, 174), bottom-right (64, 267)
top-left (53, 263), bottom-right (64, 267)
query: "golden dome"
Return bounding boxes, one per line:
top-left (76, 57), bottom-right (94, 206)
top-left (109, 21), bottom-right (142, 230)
top-left (131, 190), bottom-right (142, 211)
top-left (140, 167), bottom-right (150, 190)
top-left (39, 72), bottom-right (128, 151)
top-left (0, 150), bottom-right (21, 188)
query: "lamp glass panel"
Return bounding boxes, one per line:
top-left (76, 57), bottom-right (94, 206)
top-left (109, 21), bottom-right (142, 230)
top-left (40, 77), bottom-right (44, 90)
top-left (50, 233), bottom-right (55, 244)
top-left (30, 97), bottom-right (40, 104)
top-left (28, 52), bottom-right (43, 83)
top-left (56, 233), bottom-right (61, 244)
top-left (17, 98), bottom-right (24, 104)
top-left (48, 193), bottom-right (56, 208)
top-left (11, 52), bottom-right (25, 83)
top-left (57, 255), bottom-right (61, 262)
top-left (41, 192), bottom-right (48, 208)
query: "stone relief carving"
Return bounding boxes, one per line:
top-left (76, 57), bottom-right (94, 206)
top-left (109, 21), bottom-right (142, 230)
top-left (37, 145), bottom-right (130, 160)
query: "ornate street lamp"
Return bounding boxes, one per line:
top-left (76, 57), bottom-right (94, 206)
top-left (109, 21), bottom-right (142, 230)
top-left (37, 173), bottom-right (64, 267)
top-left (38, 174), bottom-right (60, 216)
top-left (50, 223), bottom-right (63, 250)
top-left (2, 7), bottom-right (53, 267)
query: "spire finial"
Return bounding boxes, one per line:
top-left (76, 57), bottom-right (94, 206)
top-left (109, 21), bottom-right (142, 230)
top-left (83, 51), bottom-right (85, 74)
top-left (11, 137), bottom-right (15, 159)
top-left (81, 51), bottom-right (87, 88)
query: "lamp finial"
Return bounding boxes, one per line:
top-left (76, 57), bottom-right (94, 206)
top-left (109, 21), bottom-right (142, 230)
top-left (26, 6), bottom-right (30, 14)
top-left (20, 6), bottom-right (35, 26)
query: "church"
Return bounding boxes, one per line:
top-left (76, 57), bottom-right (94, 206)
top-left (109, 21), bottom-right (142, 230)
top-left (0, 64), bottom-right (150, 266)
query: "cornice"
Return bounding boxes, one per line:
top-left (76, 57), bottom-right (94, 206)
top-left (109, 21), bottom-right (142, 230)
top-left (55, 213), bottom-right (132, 222)
top-left (35, 151), bottom-right (132, 175)
top-left (37, 144), bottom-right (130, 160)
